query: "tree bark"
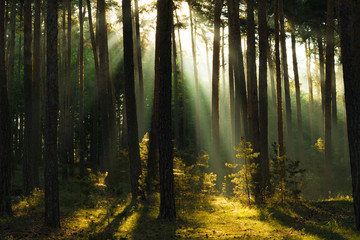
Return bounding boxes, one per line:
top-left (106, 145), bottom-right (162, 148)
top-left (212, 0), bottom-right (222, 187)
top-left (0, 0), bottom-right (12, 216)
top-left (325, 0), bottom-right (334, 189)
top-left (258, 0), bottom-right (269, 200)
top-left (32, 0), bottom-right (42, 188)
top-left (122, 0), bottom-right (143, 199)
top-left (279, 0), bottom-right (294, 159)
top-left (247, 0), bottom-right (261, 204)
top-left (339, 0), bottom-right (360, 230)
top-left (87, 0), bottom-right (100, 170)
top-left (79, 0), bottom-right (85, 178)
top-left (305, 40), bottom-right (314, 142)
top-left (291, 32), bottom-right (304, 162)
top-left (45, 0), bottom-right (60, 227)
top-left (188, 3), bottom-right (201, 152)
top-left (23, 0), bottom-right (34, 194)
top-left (157, 0), bottom-right (176, 220)
top-left (172, 27), bottom-right (179, 148)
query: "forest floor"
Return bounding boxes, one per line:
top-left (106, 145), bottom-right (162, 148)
top-left (1, 172), bottom-right (359, 240)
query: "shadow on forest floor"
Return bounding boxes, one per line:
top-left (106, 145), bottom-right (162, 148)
top-left (267, 200), bottom-right (355, 240)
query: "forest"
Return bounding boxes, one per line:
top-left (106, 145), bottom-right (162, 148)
top-left (1, 0), bottom-right (360, 239)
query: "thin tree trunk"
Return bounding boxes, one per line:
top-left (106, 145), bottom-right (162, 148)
top-left (175, 11), bottom-right (186, 148)
top-left (291, 32), bottom-right (304, 162)
top-left (87, 0), bottom-right (100, 170)
top-left (44, 0), bottom-right (60, 227)
top-left (275, 0), bottom-right (285, 204)
top-left (325, 0), bottom-right (334, 189)
top-left (134, 0), bottom-right (144, 138)
top-left (23, 0), bottom-right (34, 194)
top-left (189, 3), bottom-right (201, 152)
top-left (247, 0), bottom-right (261, 204)
top-left (79, 0), bottom-right (85, 178)
top-left (268, 39), bottom-right (276, 109)
top-left (258, 0), bottom-right (269, 200)
top-left (212, 0), bottom-right (222, 186)
top-left (317, 30), bottom-right (325, 112)
top-left (0, 0), bottom-right (13, 216)
top-left (172, 27), bottom-right (179, 148)
top-left (305, 40), bottom-right (314, 142)
top-left (279, 0), bottom-right (294, 159)
top-left (32, 0), bottom-right (42, 188)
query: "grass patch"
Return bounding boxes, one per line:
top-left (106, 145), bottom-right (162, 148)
top-left (1, 176), bottom-right (359, 239)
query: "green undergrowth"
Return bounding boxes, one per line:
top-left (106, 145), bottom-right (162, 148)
top-left (1, 175), bottom-right (359, 240)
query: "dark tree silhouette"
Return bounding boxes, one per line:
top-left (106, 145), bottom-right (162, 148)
top-left (0, 0), bottom-right (12, 216)
top-left (157, 0), bottom-right (176, 220)
top-left (44, 0), bottom-right (60, 227)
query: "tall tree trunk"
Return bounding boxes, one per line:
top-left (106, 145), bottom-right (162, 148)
top-left (258, 0), bottom-right (269, 200)
top-left (87, 0), bottom-right (100, 170)
top-left (275, 0), bottom-right (285, 204)
top-left (291, 32), bottom-right (304, 162)
top-left (66, 0), bottom-right (74, 177)
top-left (212, 0), bottom-right (222, 187)
top-left (247, 0), bottom-right (261, 204)
top-left (79, 0), bottom-right (85, 178)
top-left (134, 0), bottom-right (145, 138)
top-left (268, 39), bottom-right (276, 109)
top-left (60, 4), bottom-right (68, 180)
top-left (175, 11), bottom-right (186, 147)
top-left (279, 0), bottom-right (294, 159)
top-left (339, 0), bottom-right (360, 230)
top-left (157, 0), bottom-right (175, 220)
top-left (332, 64), bottom-right (337, 139)
top-left (8, 0), bottom-right (16, 172)
top-left (305, 40), bottom-right (314, 142)
top-left (0, 0), bottom-right (12, 216)
top-left (325, 0), bottom-right (334, 189)
top-left (172, 27), bottom-right (179, 148)
top-left (189, 3), bottom-right (201, 152)
top-left (317, 30), bottom-right (325, 112)
top-left (229, 0), bottom-right (247, 145)
top-left (23, 0), bottom-right (34, 194)
top-left (45, 0), bottom-right (60, 227)
top-left (32, 0), bottom-right (42, 188)
top-left (122, 0), bottom-right (143, 199)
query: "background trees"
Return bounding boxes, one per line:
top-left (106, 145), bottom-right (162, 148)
top-left (0, 0), bottom-right (358, 231)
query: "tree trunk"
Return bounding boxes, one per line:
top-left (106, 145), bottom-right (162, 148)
top-left (23, 0), bottom-right (34, 194)
top-left (291, 32), bottom-right (304, 162)
top-left (229, 0), bottom-right (247, 145)
top-left (157, 0), bottom-right (176, 220)
top-left (175, 11), bottom-right (186, 148)
top-left (0, 0), bottom-right (12, 216)
top-left (44, 0), bottom-right (60, 227)
top-left (134, 0), bottom-right (145, 138)
top-left (212, 0), bottom-right (222, 187)
top-left (247, 0), bottom-right (261, 204)
top-left (258, 0), bottom-right (269, 200)
top-left (87, 0), bottom-right (100, 170)
top-left (305, 40), bottom-right (314, 142)
top-left (79, 0), bottom-right (85, 178)
top-left (325, 0), bottom-right (334, 190)
top-left (279, 0), bottom-right (294, 159)
top-left (172, 27), bottom-right (179, 148)
top-left (339, 0), bottom-right (360, 230)
top-left (66, 0), bottom-right (74, 177)
top-left (32, 0), bottom-right (42, 188)
top-left (189, 3), bottom-right (201, 152)
top-left (317, 30), bottom-right (325, 112)
top-left (122, 0), bottom-right (143, 199)
top-left (275, 0), bottom-right (285, 203)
